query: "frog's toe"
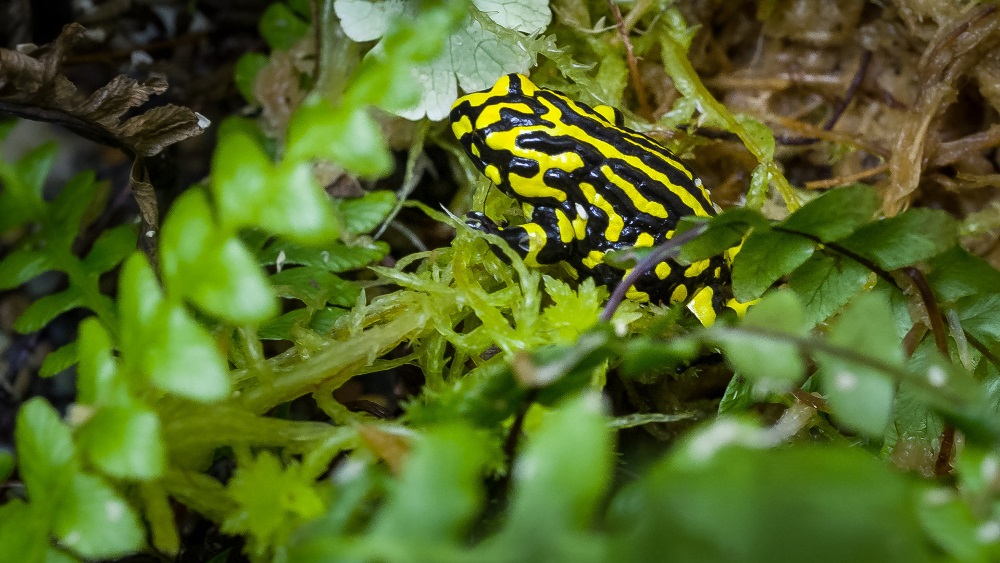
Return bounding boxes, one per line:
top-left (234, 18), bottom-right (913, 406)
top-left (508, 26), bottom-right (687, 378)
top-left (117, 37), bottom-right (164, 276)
top-left (466, 211), bottom-right (500, 235)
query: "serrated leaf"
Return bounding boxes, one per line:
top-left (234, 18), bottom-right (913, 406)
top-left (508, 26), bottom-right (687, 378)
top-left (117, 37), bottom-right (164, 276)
top-left (259, 2), bottom-right (310, 50)
top-left (678, 208), bottom-right (767, 263)
top-left (336, 0), bottom-right (405, 42)
top-left (160, 189), bottom-right (277, 323)
top-left (731, 227), bottom-right (814, 301)
top-left (955, 293), bottom-right (1000, 343)
top-left (447, 13), bottom-right (538, 93)
top-left (15, 398), bottom-right (76, 510)
top-left (926, 245), bottom-right (1000, 302)
top-left (83, 224), bottom-right (138, 273)
top-left (838, 208), bottom-right (958, 270)
top-left (0, 248), bottom-right (53, 289)
top-left (53, 473), bottom-right (144, 559)
top-left (473, 0), bottom-right (551, 32)
top-left (816, 292), bottom-right (901, 437)
top-left (787, 252), bottom-right (869, 325)
top-left (14, 287), bottom-right (84, 334)
top-left (335, 191), bottom-right (396, 234)
top-left (77, 406), bottom-right (165, 480)
top-left (336, 0), bottom-right (543, 120)
top-left (780, 185), bottom-right (880, 241)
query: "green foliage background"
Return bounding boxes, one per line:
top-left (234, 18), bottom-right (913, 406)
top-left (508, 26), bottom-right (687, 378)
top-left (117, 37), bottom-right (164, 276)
top-left (1, 1), bottom-right (1000, 562)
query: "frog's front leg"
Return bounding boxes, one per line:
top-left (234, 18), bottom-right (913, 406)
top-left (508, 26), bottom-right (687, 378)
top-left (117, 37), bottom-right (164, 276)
top-left (466, 206), bottom-right (578, 266)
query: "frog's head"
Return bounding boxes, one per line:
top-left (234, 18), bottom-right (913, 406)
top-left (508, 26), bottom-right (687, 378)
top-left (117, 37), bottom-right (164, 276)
top-left (449, 74), bottom-right (538, 166)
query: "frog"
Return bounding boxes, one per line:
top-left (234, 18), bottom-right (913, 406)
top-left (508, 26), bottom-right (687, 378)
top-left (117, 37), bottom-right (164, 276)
top-left (450, 73), bottom-right (743, 325)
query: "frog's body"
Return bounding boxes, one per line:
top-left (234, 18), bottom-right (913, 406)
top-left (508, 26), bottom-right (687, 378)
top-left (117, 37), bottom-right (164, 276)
top-left (450, 73), bottom-right (735, 324)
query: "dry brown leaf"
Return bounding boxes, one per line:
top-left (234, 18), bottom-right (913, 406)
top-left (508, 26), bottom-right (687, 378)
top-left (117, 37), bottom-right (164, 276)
top-left (0, 22), bottom-right (205, 158)
top-left (0, 22), bottom-right (208, 240)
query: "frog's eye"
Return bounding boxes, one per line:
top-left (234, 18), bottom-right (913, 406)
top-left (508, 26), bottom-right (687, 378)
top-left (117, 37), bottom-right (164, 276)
top-left (593, 104), bottom-right (624, 127)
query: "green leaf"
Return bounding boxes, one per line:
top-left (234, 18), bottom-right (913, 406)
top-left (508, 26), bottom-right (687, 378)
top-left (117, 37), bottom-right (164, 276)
top-left (160, 189), bottom-right (277, 323)
top-left (15, 398), bottom-right (77, 509)
top-left (335, 0), bottom-right (402, 41)
top-left (286, 101), bottom-right (393, 178)
top-left (234, 52), bottom-right (269, 103)
top-left (714, 291), bottom-right (806, 393)
top-left (76, 318), bottom-right (126, 405)
top-left (540, 276), bottom-right (606, 344)
top-left (40, 341), bottom-right (78, 377)
top-left (926, 246), bottom-right (1000, 301)
top-left (619, 336), bottom-right (700, 378)
top-left (77, 406), bottom-right (165, 480)
top-left (271, 267), bottom-right (361, 308)
top-left (838, 208), bottom-right (958, 270)
top-left (211, 118), bottom-right (340, 243)
top-left (0, 500), bottom-right (49, 563)
top-left (816, 292), bottom-right (901, 437)
top-left (53, 473), bottom-right (145, 559)
top-left (0, 248), bottom-right (53, 289)
top-left (787, 252), bottom-right (869, 325)
top-left (779, 185), bottom-right (880, 241)
top-left (261, 239), bottom-right (389, 273)
top-left (471, 0), bottom-right (551, 33)
top-left (309, 306), bottom-right (349, 334)
top-left (0, 142), bottom-right (55, 230)
top-left (677, 208), bottom-right (767, 263)
top-left (372, 426), bottom-right (490, 543)
top-left (119, 253), bottom-right (231, 402)
top-left (0, 449), bottom-right (13, 482)
top-left (955, 293), bottom-right (1000, 343)
top-left (337, 0), bottom-right (539, 120)
top-left (260, 2), bottom-right (309, 50)
top-left (611, 440), bottom-right (933, 563)
top-left (917, 489), bottom-right (985, 562)
top-left (481, 393), bottom-right (611, 561)
top-left (258, 308), bottom-right (312, 341)
top-left (731, 227), bottom-right (814, 301)
top-left (83, 224), bottom-right (138, 273)
top-left (334, 191), bottom-right (396, 234)
top-left (222, 451), bottom-right (325, 559)
top-left (14, 287), bottom-right (84, 334)
top-left (48, 171), bottom-right (103, 241)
